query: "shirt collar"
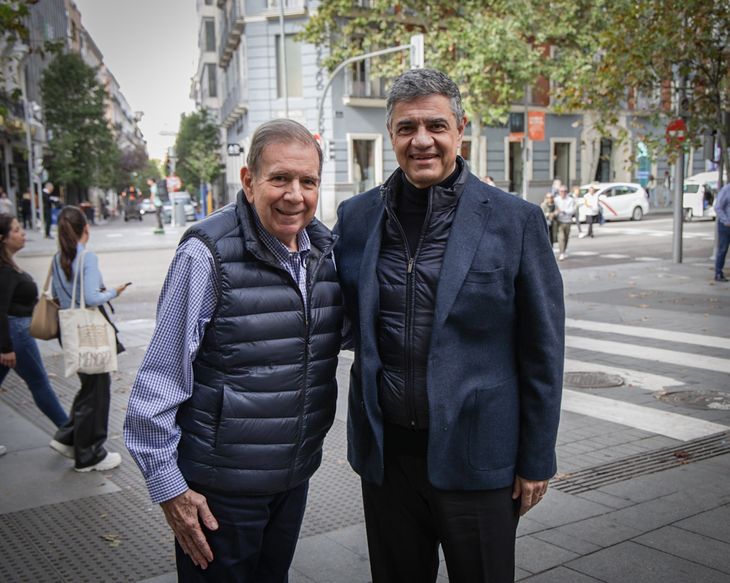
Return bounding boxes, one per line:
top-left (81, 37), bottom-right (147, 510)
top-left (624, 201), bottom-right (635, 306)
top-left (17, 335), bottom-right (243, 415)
top-left (250, 206), bottom-right (311, 262)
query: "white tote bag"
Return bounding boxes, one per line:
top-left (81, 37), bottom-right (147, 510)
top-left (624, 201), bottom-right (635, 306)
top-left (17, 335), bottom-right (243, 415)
top-left (58, 251), bottom-right (118, 377)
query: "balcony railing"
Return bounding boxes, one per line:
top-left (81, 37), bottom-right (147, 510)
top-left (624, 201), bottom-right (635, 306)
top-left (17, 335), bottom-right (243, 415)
top-left (221, 81), bottom-right (248, 129)
top-left (266, 0), bottom-right (305, 10)
top-left (345, 75), bottom-right (388, 100)
top-left (219, 0), bottom-right (245, 68)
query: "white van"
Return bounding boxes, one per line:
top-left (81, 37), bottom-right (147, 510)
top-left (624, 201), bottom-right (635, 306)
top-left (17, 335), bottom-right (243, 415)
top-left (683, 172), bottom-right (721, 221)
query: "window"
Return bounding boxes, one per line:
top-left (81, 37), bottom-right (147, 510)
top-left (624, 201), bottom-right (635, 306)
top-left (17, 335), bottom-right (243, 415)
top-left (594, 138), bottom-right (613, 183)
top-left (204, 19), bottom-right (216, 52)
top-left (348, 60), bottom-right (386, 98)
top-left (276, 34), bottom-right (302, 98)
top-left (206, 63), bottom-right (217, 98)
top-left (348, 134), bottom-right (383, 194)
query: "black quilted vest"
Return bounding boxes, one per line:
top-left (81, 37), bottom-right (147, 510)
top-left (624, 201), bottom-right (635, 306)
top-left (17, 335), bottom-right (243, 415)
top-left (376, 166), bottom-right (465, 429)
top-left (176, 191), bottom-right (343, 494)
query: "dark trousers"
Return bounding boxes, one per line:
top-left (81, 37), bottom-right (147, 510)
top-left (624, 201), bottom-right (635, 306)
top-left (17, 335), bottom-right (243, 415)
top-left (155, 205), bottom-right (164, 229)
top-left (176, 481), bottom-right (308, 583)
top-left (362, 424), bottom-right (519, 583)
top-left (586, 214), bottom-right (596, 237)
top-left (716, 221), bottom-right (730, 277)
top-left (53, 372), bottom-right (111, 468)
top-left (43, 206), bottom-right (52, 237)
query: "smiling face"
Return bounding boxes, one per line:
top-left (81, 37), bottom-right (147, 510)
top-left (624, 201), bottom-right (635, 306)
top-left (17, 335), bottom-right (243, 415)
top-left (388, 94), bottom-right (466, 189)
top-left (241, 141), bottom-right (320, 251)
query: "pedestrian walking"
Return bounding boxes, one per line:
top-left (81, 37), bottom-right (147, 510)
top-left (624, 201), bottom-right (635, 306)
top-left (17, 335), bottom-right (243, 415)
top-left (541, 192), bottom-right (558, 245)
top-left (0, 216), bottom-right (69, 449)
top-left (125, 119), bottom-right (343, 580)
top-left (555, 185), bottom-right (576, 260)
top-left (580, 185), bottom-right (600, 238)
top-left (49, 206), bottom-right (130, 472)
top-left (147, 177), bottom-right (164, 232)
top-left (335, 69), bottom-right (564, 583)
top-left (571, 185), bottom-right (583, 234)
top-left (20, 191), bottom-right (32, 229)
top-left (714, 183), bottom-right (730, 282)
top-left (0, 187), bottom-right (15, 216)
top-left (42, 182), bottom-right (58, 239)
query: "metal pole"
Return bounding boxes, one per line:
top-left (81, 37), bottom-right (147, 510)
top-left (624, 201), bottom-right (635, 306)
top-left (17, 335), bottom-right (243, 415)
top-left (522, 85), bottom-right (529, 200)
top-left (278, 0), bottom-right (288, 118)
top-left (20, 63), bottom-right (39, 232)
top-left (672, 79), bottom-right (687, 264)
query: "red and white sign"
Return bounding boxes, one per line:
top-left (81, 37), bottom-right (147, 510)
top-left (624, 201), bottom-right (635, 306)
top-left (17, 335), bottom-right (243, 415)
top-left (166, 175), bottom-right (182, 192)
top-left (666, 119), bottom-right (687, 144)
top-left (528, 111), bottom-right (545, 141)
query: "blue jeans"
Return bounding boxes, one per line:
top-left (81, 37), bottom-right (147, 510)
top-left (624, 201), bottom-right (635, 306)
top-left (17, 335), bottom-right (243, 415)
top-left (716, 221), bottom-right (730, 277)
top-left (0, 316), bottom-right (68, 427)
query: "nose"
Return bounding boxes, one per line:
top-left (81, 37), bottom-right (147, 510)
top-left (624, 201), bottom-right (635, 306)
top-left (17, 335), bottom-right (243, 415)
top-left (284, 179), bottom-right (305, 203)
top-left (412, 125), bottom-right (433, 148)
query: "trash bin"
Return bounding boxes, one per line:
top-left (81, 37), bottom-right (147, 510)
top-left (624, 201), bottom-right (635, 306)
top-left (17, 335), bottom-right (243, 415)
top-left (173, 198), bottom-right (187, 227)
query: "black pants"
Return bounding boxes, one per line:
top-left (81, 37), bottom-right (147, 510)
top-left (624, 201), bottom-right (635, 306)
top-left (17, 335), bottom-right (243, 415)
top-left (53, 372), bottom-right (111, 468)
top-left (175, 481), bottom-right (308, 582)
top-left (155, 205), bottom-right (164, 229)
top-left (362, 424), bottom-right (519, 583)
top-left (44, 207), bottom-right (52, 237)
top-left (586, 214), bottom-right (596, 237)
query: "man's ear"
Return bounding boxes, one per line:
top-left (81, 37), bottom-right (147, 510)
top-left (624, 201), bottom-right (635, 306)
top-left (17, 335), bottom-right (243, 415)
top-left (241, 167), bottom-right (254, 203)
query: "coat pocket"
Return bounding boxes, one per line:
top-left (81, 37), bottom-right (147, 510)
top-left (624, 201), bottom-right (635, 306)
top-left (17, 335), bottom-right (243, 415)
top-left (467, 377), bottom-right (519, 471)
top-left (464, 267), bottom-right (503, 284)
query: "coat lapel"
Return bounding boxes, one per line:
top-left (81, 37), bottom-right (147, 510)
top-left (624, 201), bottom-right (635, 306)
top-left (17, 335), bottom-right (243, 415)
top-left (358, 194), bottom-right (386, 330)
top-left (433, 181), bottom-right (492, 330)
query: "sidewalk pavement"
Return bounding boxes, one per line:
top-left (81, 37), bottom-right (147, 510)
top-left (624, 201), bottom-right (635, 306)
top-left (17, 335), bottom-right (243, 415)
top-left (1, 224), bottom-right (729, 582)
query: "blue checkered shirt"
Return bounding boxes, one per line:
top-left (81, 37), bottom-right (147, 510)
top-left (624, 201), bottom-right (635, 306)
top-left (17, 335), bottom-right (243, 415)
top-left (124, 214), bottom-right (311, 504)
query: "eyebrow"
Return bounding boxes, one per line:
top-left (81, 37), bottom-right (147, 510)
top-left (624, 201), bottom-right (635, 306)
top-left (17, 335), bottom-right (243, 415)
top-left (395, 116), bottom-right (450, 129)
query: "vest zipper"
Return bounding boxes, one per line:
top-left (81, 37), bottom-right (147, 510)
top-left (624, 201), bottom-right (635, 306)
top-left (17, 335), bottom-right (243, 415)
top-left (385, 193), bottom-right (433, 428)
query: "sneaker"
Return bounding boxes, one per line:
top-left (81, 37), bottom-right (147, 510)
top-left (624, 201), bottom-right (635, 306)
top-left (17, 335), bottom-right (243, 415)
top-left (50, 439), bottom-right (74, 459)
top-left (558, 253), bottom-right (565, 261)
top-left (578, 233), bottom-right (587, 239)
top-left (715, 274), bottom-right (729, 282)
top-left (0, 445), bottom-right (6, 456)
top-left (75, 452), bottom-right (122, 473)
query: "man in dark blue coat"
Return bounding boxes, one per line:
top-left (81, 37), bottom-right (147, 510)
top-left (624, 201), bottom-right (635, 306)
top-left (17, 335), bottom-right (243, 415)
top-left (335, 69), bottom-right (565, 582)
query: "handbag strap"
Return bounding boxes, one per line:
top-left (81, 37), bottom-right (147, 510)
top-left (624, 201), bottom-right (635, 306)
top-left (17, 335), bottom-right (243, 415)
top-left (70, 250), bottom-right (88, 309)
top-left (41, 262), bottom-right (53, 294)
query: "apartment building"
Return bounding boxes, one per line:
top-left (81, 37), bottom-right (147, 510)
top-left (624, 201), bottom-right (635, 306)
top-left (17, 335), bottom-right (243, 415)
top-left (197, 1), bottom-right (705, 219)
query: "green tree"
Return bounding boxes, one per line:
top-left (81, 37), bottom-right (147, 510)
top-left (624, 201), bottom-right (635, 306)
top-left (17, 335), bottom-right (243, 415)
top-left (174, 108), bottom-right (222, 201)
top-left (301, 0), bottom-right (552, 168)
top-left (551, 0), bottom-right (730, 181)
top-left (40, 52), bottom-right (118, 201)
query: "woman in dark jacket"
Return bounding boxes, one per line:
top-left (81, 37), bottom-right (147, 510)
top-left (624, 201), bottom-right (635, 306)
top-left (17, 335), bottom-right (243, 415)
top-left (0, 215), bottom-right (68, 456)
top-left (49, 207), bottom-right (129, 472)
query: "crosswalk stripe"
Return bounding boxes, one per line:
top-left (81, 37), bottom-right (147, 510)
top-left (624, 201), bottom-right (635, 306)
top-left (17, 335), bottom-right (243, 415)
top-left (602, 253), bottom-right (630, 259)
top-left (562, 389), bottom-right (728, 441)
top-left (564, 358), bottom-right (682, 392)
top-left (565, 336), bottom-right (730, 374)
top-left (566, 319), bottom-right (730, 350)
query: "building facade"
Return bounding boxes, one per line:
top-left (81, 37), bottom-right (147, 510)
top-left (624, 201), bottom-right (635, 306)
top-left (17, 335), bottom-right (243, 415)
top-left (198, 1), bottom-right (707, 220)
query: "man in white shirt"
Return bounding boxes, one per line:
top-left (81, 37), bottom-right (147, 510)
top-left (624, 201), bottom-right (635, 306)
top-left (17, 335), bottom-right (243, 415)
top-left (554, 185), bottom-right (575, 260)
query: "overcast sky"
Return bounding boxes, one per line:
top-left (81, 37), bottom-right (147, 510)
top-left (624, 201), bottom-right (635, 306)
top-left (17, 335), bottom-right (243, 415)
top-left (73, 0), bottom-right (198, 161)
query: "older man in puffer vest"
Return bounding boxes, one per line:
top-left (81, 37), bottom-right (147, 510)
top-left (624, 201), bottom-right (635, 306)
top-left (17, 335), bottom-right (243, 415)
top-left (124, 119), bottom-right (343, 581)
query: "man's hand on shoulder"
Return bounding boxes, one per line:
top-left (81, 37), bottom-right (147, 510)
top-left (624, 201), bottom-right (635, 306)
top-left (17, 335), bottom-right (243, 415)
top-left (512, 475), bottom-right (549, 516)
top-left (160, 488), bottom-right (219, 569)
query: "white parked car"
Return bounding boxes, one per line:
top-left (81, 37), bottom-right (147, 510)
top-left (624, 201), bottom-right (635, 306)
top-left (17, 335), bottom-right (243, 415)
top-left (576, 182), bottom-right (649, 222)
top-left (683, 171), bottom-right (721, 221)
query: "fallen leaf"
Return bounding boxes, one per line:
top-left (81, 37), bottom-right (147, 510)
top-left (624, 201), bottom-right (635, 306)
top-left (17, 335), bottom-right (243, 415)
top-left (101, 533), bottom-right (122, 548)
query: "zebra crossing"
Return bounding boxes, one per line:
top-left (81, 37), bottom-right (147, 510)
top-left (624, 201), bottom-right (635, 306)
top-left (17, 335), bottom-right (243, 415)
top-left (564, 318), bottom-right (729, 441)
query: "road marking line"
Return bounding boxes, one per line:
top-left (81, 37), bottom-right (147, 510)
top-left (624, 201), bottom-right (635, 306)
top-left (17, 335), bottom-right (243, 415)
top-left (602, 253), bottom-right (630, 259)
top-left (570, 251), bottom-right (600, 256)
top-left (564, 358), bottom-right (683, 392)
top-left (566, 319), bottom-right (730, 350)
top-left (635, 257), bottom-right (661, 262)
top-left (565, 336), bottom-right (730, 374)
top-left (562, 390), bottom-right (728, 441)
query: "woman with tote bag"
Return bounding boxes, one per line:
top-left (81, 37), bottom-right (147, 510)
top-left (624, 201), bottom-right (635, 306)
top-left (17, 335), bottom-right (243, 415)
top-left (49, 207), bottom-right (130, 472)
top-left (0, 216), bottom-right (68, 456)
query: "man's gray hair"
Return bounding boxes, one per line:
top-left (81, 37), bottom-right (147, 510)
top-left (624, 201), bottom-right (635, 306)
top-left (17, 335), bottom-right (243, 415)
top-left (247, 119), bottom-right (323, 178)
top-left (386, 69), bottom-right (465, 129)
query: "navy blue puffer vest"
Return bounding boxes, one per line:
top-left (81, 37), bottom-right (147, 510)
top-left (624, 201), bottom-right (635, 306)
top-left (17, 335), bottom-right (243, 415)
top-left (176, 191), bottom-right (343, 494)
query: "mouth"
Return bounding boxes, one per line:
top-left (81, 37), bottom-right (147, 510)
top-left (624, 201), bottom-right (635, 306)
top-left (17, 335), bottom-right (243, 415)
top-left (410, 153), bottom-right (438, 161)
top-left (275, 208), bottom-right (302, 217)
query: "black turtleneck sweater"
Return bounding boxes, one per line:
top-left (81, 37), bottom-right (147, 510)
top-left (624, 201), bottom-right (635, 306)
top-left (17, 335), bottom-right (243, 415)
top-left (396, 161), bottom-right (461, 255)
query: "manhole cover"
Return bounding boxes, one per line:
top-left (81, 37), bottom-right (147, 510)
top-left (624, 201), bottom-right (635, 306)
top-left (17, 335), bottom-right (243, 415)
top-left (657, 391), bottom-right (730, 411)
top-left (564, 371), bottom-right (625, 389)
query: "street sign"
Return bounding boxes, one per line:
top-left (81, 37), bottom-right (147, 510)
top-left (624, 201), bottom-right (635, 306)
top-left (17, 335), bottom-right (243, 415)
top-left (666, 119), bottom-right (687, 144)
top-left (227, 143), bottom-right (243, 156)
